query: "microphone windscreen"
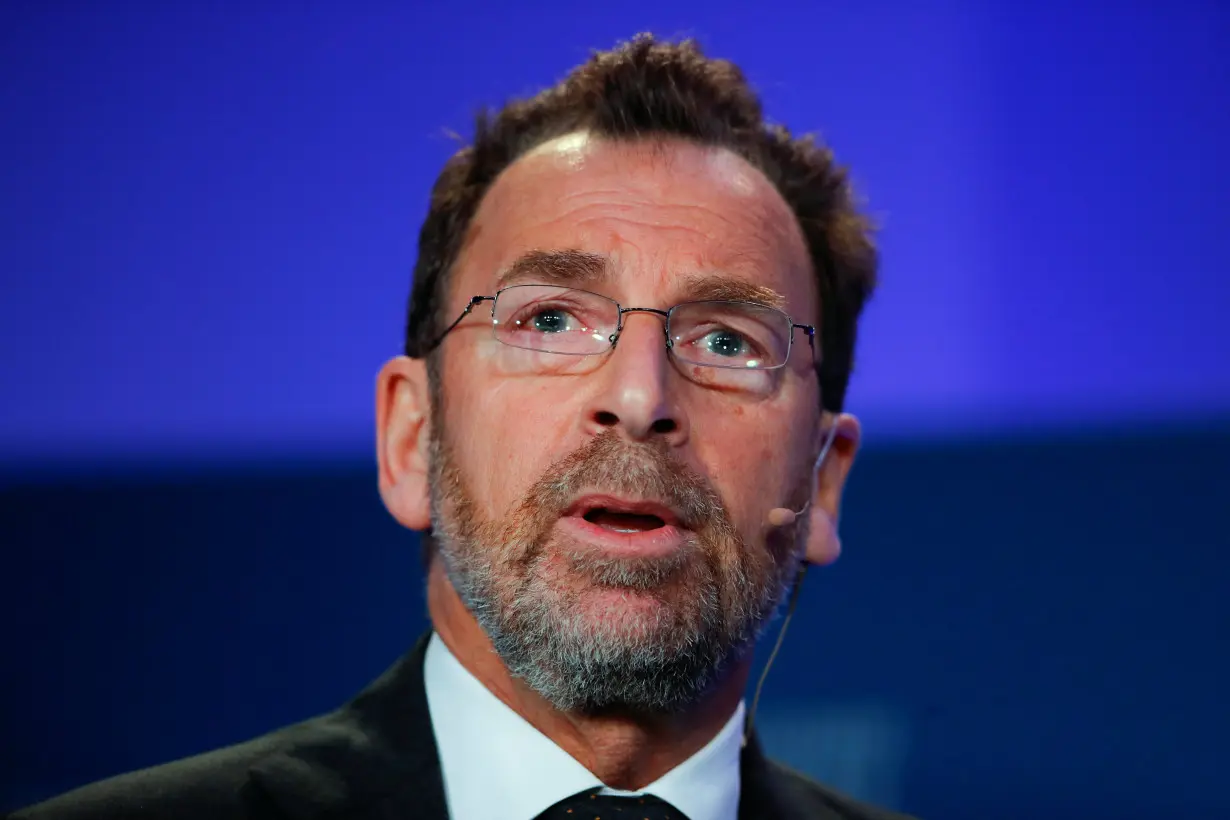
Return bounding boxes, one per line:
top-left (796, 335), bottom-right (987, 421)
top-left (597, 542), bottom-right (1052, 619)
top-left (766, 507), bottom-right (797, 528)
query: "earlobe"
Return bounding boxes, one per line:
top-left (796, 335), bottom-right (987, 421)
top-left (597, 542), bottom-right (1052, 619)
top-left (803, 508), bottom-right (842, 565)
top-left (802, 413), bottom-right (861, 566)
top-left (375, 356), bottom-right (433, 531)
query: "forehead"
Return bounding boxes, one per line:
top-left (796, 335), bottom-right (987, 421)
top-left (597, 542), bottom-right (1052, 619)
top-left (452, 133), bottom-right (815, 316)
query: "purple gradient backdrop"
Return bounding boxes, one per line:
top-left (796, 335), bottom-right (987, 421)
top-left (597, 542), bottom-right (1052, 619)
top-left (2, 2), bottom-right (1227, 465)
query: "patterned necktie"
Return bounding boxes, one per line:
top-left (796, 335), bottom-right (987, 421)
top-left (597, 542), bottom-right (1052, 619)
top-left (534, 787), bottom-right (690, 820)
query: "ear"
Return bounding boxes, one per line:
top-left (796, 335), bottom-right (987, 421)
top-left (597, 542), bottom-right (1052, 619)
top-left (376, 355), bottom-right (433, 531)
top-left (803, 413), bottom-right (861, 566)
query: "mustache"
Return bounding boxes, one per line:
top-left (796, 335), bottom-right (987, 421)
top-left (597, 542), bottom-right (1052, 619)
top-left (514, 431), bottom-right (728, 535)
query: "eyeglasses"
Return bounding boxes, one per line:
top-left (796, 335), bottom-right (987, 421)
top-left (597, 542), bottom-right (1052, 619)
top-left (426, 284), bottom-right (817, 378)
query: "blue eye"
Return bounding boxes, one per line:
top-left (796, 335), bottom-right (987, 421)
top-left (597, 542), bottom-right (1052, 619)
top-left (703, 330), bottom-right (747, 357)
top-left (530, 309), bottom-right (572, 333)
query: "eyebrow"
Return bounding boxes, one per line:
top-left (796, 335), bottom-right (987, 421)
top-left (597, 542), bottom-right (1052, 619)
top-left (677, 273), bottom-right (788, 311)
top-left (494, 250), bottom-right (788, 312)
top-left (496, 249), bottom-right (611, 290)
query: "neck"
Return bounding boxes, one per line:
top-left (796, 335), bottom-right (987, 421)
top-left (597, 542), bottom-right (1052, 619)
top-left (426, 560), bottom-right (750, 790)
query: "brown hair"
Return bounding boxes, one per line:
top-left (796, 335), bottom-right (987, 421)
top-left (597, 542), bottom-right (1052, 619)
top-left (403, 34), bottom-right (877, 412)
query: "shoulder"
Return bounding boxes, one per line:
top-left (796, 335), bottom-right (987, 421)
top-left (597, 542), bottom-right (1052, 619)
top-left (762, 757), bottom-right (921, 820)
top-left (7, 718), bottom-right (324, 820)
top-left (10, 635), bottom-right (441, 820)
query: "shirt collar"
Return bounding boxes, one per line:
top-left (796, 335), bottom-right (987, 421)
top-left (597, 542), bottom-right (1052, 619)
top-left (423, 632), bottom-right (743, 820)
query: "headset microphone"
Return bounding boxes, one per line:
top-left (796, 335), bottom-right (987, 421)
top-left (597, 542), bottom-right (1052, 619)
top-left (745, 421), bottom-right (842, 747)
top-left (765, 506), bottom-right (802, 527)
top-left (764, 422), bottom-right (840, 529)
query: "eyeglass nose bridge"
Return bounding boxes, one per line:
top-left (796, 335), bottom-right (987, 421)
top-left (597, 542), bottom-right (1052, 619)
top-left (608, 306), bottom-right (675, 349)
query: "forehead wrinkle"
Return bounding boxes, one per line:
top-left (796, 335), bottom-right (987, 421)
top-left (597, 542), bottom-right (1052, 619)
top-left (567, 214), bottom-right (789, 284)
top-left (565, 192), bottom-right (771, 238)
top-left (571, 213), bottom-right (726, 246)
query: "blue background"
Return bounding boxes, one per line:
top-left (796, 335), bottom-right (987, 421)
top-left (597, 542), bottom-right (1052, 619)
top-left (2, 3), bottom-right (1228, 818)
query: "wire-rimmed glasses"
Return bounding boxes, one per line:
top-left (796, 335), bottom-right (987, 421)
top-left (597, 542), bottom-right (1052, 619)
top-left (427, 284), bottom-right (816, 383)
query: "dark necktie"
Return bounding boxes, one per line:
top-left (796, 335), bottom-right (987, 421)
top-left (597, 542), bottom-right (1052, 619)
top-left (534, 787), bottom-right (690, 820)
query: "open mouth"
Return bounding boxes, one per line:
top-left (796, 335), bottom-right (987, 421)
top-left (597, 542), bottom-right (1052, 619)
top-left (561, 496), bottom-right (687, 558)
top-left (564, 495), bottom-right (682, 536)
top-left (582, 507), bottom-right (668, 533)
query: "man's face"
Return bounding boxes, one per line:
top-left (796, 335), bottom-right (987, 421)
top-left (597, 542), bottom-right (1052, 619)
top-left (426, 134), bottom-right (828, 714)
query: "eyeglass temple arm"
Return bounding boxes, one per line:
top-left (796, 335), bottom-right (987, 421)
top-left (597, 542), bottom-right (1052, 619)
top-left (421, 295), bottom-right (494, 354)
top-left (793, 323), bottom-right (818, 358)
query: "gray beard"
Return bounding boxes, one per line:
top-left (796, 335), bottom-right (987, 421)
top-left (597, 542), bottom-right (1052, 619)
top-left (427, 426), bottom-right (804, 716)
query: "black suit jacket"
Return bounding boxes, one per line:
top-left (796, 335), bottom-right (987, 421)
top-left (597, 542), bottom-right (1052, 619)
top-left (11, 632), bottom-right (917, 820)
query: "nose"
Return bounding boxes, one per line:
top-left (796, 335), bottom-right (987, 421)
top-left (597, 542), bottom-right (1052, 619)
top-left (581, 311), bottom-right (689, 445)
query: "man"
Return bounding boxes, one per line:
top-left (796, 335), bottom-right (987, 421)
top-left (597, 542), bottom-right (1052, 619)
top-left (13, 35), bottom-right (917, 820)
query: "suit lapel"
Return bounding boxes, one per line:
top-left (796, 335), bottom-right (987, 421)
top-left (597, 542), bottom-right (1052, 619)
top-left (738, 731), bottom-right (788, 820)
top-left (245, 630), bottom-right (449, 820)
top-left (740, 729), bottom-right (850, 820)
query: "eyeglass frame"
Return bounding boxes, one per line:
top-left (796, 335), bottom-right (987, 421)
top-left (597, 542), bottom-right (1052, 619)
top-left (418, 284), bottom-right (820, 371)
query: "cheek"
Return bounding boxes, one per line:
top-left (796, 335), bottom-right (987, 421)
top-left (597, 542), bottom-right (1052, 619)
top-left (449, 375), bottom-right (578, 513)
top-left (690, 397), bottom-right (811, 521)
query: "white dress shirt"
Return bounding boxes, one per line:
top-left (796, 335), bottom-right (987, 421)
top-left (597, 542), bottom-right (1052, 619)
top-left (423, 633), bottom-right (743, 820)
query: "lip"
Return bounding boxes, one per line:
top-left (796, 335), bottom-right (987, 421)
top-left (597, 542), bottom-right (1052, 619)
top-left (558, 494), bottom-right (690, 560)
top-left (561, 494), bottom-right (685, 528)
top-left (556, 516), bottom-right (689, 560)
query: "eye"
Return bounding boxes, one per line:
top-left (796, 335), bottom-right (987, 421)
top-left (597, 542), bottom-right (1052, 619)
top-left (700, 329), bottom-right (749, 358)
top-left (527, 307), bottom-right (575, 333)
top-left (505, 301), bottom-right (589, 335)
top-left (678, 324), bottom-right (770, 366)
